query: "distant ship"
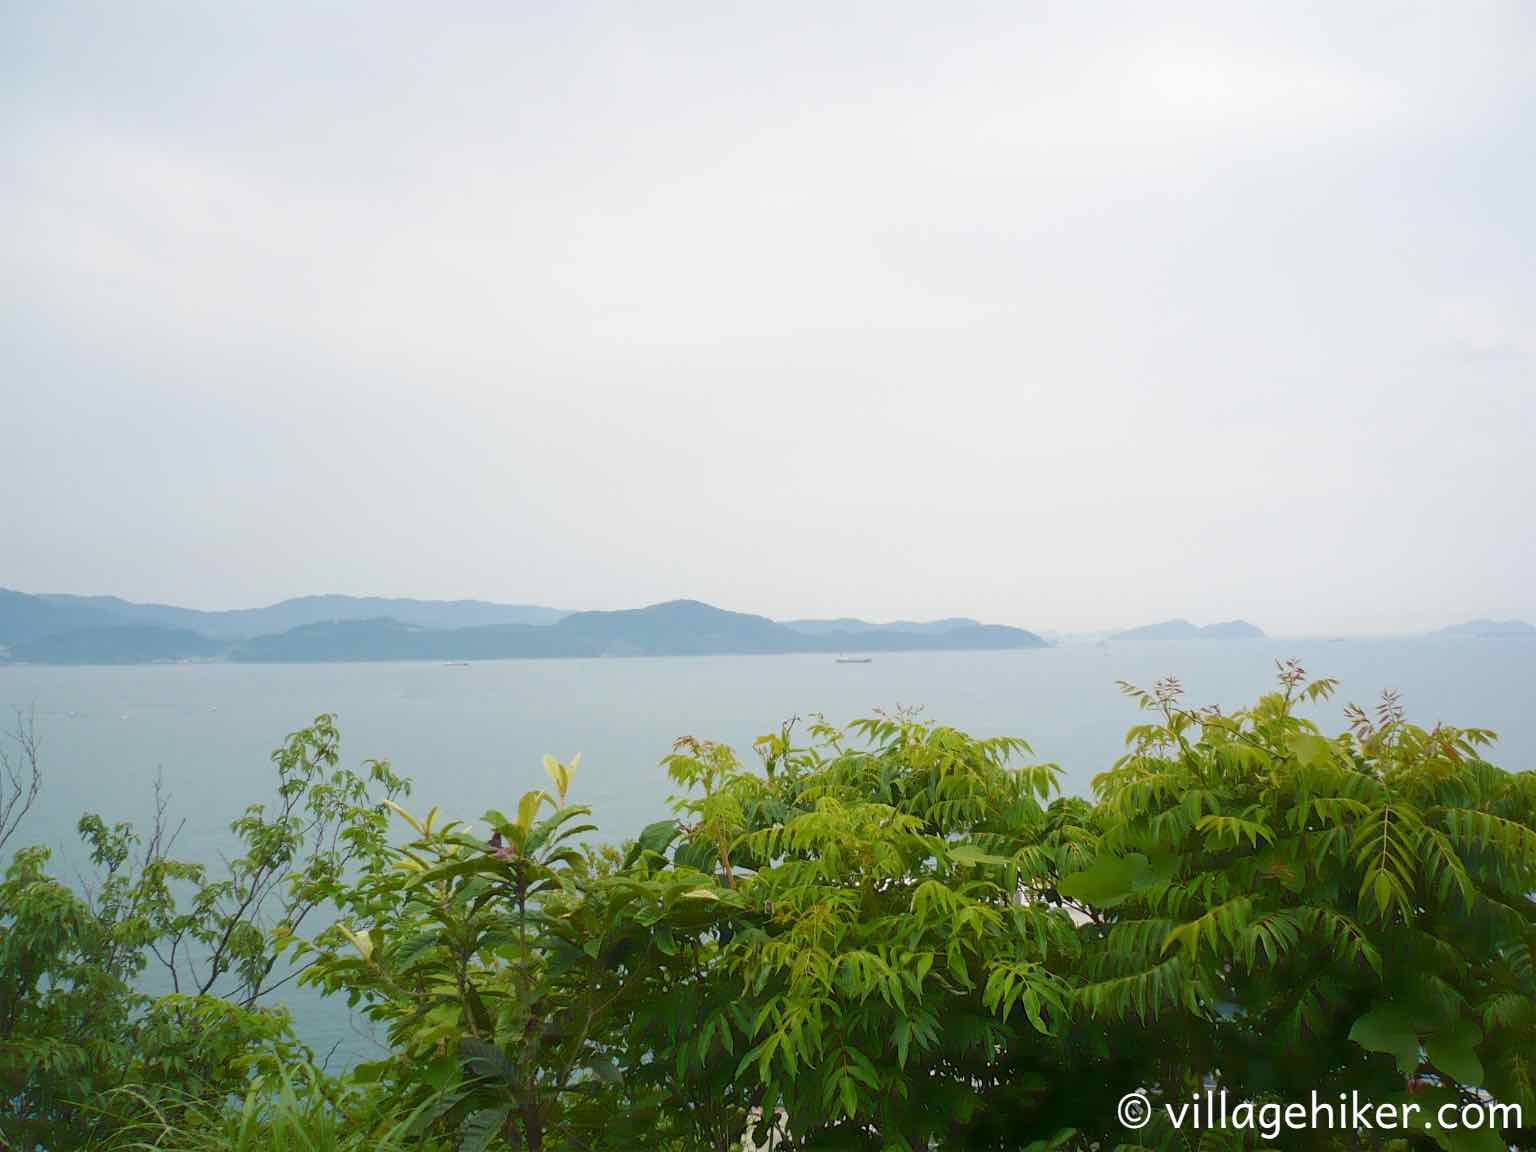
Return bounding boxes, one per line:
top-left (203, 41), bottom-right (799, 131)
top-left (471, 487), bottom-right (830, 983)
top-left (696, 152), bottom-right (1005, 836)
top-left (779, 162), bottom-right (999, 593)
top-left (444, 660), bottom-right (471, 667)
top-left (835, 655), bottom-right (872, 664)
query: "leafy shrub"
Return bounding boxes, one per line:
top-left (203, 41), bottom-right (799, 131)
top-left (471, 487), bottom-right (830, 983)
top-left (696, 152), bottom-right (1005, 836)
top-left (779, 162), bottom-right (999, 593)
top-left (2, 666), bottom-right (1532, 1151)
top-left (0, 715), bottom-right (407, 1148)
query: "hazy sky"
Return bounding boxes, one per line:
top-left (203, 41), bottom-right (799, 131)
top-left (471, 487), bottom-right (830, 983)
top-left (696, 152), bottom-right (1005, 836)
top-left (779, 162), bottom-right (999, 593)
top-left (4, 2), bottom-right (1532, 634)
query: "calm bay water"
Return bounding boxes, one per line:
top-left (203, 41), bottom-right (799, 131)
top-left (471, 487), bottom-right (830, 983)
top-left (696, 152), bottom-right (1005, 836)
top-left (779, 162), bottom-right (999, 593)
top-left (3, 638), bottom-right (1533, 1062)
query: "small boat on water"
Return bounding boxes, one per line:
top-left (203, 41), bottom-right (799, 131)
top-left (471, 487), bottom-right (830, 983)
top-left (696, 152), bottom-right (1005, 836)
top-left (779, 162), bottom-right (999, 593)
top-left (835, 656), bottom-right (872, 664)
top-left (444, 661), bottom-right (471, 667)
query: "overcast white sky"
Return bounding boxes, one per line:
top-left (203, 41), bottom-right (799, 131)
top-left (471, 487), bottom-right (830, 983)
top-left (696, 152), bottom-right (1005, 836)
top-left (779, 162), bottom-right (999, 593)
top-left (3, 2), bottom-right (1532, 634)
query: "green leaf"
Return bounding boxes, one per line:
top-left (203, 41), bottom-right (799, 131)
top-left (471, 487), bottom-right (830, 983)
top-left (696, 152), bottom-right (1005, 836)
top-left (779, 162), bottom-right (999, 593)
top-left (639, 818), bottom-right (678, 852)
top-left (1425, 1018), bottom-right (1483, 1086)
top-left (458, 1039), bottom-right (516, 1086)
top-left (349, 1058), bottom-right (391, 1084)
top-left (459, 1107), bottom-right (510, 1152)
top-left (839, 1071), bottom-right (858, 1118)
top-left (621, 818), bottom-right (679, 871)
top-left (1349, 1004), bottom-right (1420, 1075)
top-left (1056, 853), bottom-right (1152, 908)
top-left (516, 789), bottom-right (548, 830)
top-left (423, 1052), bottom-right (459, 1092)
top-left (949, 843), bottom-right (1012, 868)
top-left (542, 753), bottom-right (572, 802)
top-left (1288, 732), bottom-right (1332, 768)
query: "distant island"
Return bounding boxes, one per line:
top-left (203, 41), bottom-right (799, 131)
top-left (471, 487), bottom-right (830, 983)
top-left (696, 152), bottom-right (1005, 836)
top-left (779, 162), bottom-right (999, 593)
top-left (0, 590), bottom-right (1049, 665)
top-left (6, 625), bottom-right (226, 665)
top-left (15, 591), bottom-right (1527, 665)
top-left (1110, 618), bottom-right (1266, 643)
top-left (0, 590), bottom-right (563, 643)
top-left (1434, 618), bottom-right (1535, 638)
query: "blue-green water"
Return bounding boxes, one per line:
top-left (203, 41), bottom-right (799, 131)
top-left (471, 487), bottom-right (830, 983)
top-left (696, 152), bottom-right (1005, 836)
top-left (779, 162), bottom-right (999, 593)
top-left (3, 639), bottom-right (1533, 1063)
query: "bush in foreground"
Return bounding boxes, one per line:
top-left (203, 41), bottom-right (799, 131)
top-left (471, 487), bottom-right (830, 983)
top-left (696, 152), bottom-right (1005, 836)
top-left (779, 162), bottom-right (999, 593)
top-left (2, 663), bottom-right (1532, 1150)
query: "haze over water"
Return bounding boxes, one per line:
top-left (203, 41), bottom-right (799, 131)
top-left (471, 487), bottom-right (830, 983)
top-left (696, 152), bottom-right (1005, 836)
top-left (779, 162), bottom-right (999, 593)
top-left (7, 639), bottom-right (1533, 865)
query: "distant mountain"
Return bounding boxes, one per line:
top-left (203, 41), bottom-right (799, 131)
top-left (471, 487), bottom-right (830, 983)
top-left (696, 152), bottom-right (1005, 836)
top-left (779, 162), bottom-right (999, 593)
top-left (544, 602), bottom-right (1045, 658)
top-left (229, 618), bottom-right (549, 663)
top-left (549, 600), bottom-right (792, 657)
top-left (0, 588), bottom-right (125, 645)
top-left (227, 600), bottom-right (1050, 663)
top-left (1113, 619), bottom-right (1201, 642)
top-left (1112, 618), bottom-right (1266, 643)
top-left (1436, 618), bottom-right (1535, 638)
top-left (1, 590), bottom-right (1048, 665)
top-left (9, 625), bottom-right (225, 665)
top-left (231, 618), bottom-right (430, 663)
top-left (1198, 620), bottom-right (1266, 639)
top-left (783, 617), bottom-right (981, 636)
top-left (28, 591), bottom-right (566, 639)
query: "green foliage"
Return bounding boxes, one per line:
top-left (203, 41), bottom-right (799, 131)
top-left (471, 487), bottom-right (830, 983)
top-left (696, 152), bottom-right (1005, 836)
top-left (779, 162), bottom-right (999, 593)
top-left (1072, 664), bottom-right (1536, 1152)
top-left (294, 754), bottom-right (628, 1152)
top-left (0, 714), bottom-right (408, 1148)
top-left (97, 1063), bottom-right (448, 1152)
top-left (3, 666), bottom-right (1534, 1151)
top-left (661, 715), bottom-right (1080, 1149)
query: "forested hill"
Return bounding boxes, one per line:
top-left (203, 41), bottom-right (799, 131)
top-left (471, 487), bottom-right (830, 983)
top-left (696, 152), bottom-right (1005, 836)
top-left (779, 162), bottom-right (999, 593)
top-left (0, 592), bottom-right (1048, 664)
top-left (1109, 618), bottom-right (1266, 642)
top-left (226, 601), bottom-right (1048, 661)
top-left (1, 589), bottom-right (564, 640)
